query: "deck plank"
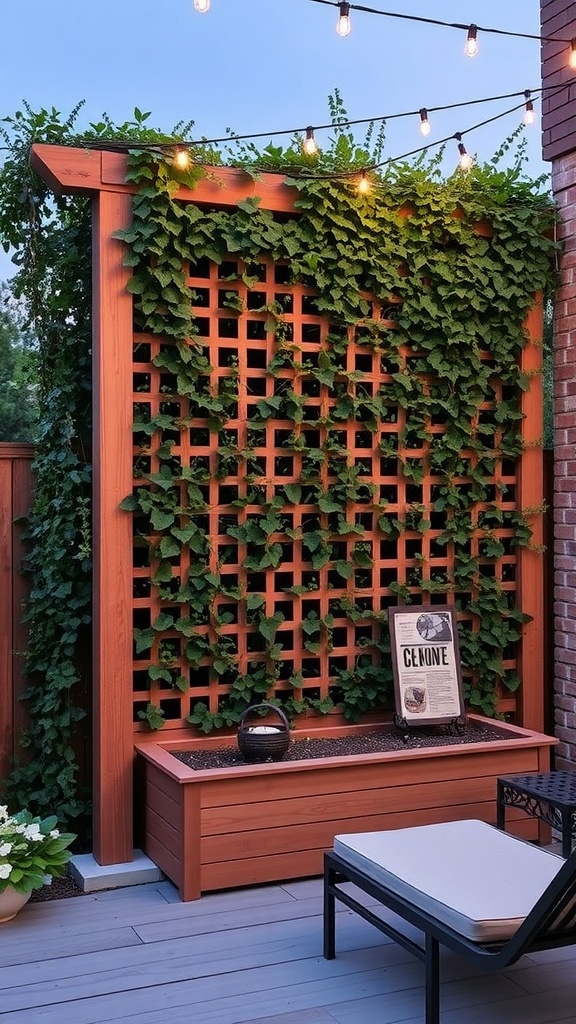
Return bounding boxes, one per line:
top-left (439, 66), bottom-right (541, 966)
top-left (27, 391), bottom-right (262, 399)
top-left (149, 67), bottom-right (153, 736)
top-left (0, 878), bottom-right (575, 1024)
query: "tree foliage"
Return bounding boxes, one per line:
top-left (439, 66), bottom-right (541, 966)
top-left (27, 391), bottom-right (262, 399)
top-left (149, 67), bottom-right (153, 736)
top-left (0, 288), bottom-right (38, 441)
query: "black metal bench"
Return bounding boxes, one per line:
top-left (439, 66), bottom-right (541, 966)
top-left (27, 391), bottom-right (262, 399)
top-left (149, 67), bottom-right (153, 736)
top-left (323, 819), bottom-right (576, 1024)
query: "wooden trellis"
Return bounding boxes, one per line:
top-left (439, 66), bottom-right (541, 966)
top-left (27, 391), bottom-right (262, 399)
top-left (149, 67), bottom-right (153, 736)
top-left (30, 145), bottom-right (545, 866)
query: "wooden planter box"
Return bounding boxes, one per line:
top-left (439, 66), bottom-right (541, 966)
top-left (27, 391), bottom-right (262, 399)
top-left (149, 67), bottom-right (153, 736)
top-left (134, 715), bottom-right (557, 901)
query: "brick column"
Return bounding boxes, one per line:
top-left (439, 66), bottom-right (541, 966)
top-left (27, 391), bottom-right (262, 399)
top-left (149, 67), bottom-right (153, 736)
top-left (551, 153), bottom-right (576, 768)
top-left (541, 0), bottom-right (576, 766)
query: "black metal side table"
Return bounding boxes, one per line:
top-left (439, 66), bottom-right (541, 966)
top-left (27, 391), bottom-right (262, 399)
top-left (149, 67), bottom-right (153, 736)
top-left (497, 771), bottom-right (576, 858)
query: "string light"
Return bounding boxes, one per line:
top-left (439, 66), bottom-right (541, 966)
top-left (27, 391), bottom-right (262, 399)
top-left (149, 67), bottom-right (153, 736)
top-left (464, 24), bottom-right (478, 58)
top-left (454, 133), bottom-right (473, 172)
top-left (336, 2), bottom-right (351, 36)
top-left (303, 127), bottom-right (319, 156)
top-left (105, 86), bottom-right (549, 151)
top-left (193, 0), bottom-right (210, 11)
top-left (311, 1), bottom-right (576, 70)
top-left (419, 108), bottom-right (431, 137)
top-left (311, 3), bottom-right (576, 45)
top-left (173, 145), bottom-right (191, 170)
top-left (357, 171), bottom-right (370, 194)
top-left (68, 83), bottom-right (566, 186)
top-left (523, 90), bottom-right (535, 126)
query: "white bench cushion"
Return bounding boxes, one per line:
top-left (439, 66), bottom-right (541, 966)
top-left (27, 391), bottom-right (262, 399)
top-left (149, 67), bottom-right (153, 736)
top-left (333, 819), bottom-right (563, 942)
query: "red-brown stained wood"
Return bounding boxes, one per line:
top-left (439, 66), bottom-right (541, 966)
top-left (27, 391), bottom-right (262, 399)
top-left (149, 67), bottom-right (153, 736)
top-left (91, 190), bottom-right (135, 865)
top-left (0, 458), bottom-right (13, 785)
top-left (146, 773), bottom-right (181, 824)
top-left (0, 445), bottom-right (34, 786)
top-left (199, 811), bottom-right (538, 894)
top-left (30, 145), bottom-right (300, 213)
top-left (139, 764), bottom-right (186, 893)
top-left (30, 141), bottom-right (551, 873)
top-left (518, 297), bottom-right (545, 731)
top-left (199, 777), bottom-right (530, 837)
top-left (200, 801), bottom-right (538, 865)
top-left (182, 784), bottom-right (202, 901)
top-left (135, 719), bottom-right (555, 900)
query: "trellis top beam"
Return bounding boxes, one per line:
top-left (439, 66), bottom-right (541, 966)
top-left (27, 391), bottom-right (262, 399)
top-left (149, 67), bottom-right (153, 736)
top-left (29, 144), bottom-right (299, 212)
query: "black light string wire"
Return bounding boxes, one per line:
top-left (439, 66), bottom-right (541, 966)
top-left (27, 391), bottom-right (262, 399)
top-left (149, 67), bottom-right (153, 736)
top-left (90, 90), bottom-right (554, 185)
top-left (167, 86), bottom-right (550, 148)
top-left (58, 83), bottom-right (561, 156)
top-left (245, 94), bottom-right (551, 182)
top-left (309, 0), bottom-right (575, 46)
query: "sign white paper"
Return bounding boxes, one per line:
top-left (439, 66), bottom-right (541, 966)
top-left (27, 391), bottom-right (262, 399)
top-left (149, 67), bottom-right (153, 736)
top-left (391, 610), bottom-right (463, 723)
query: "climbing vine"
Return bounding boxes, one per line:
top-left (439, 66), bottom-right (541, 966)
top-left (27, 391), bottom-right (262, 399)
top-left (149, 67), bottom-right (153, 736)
top-left (117, 115), bottom-right (556, 731)
top-left (0, 104), bottom-right (197, 824)
top-left (0, 99), bottom-right (558, 820)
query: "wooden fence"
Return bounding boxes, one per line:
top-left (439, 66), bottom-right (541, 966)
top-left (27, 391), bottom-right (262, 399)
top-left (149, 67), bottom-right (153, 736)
top-left (0, 443), bottom-right (34, 786)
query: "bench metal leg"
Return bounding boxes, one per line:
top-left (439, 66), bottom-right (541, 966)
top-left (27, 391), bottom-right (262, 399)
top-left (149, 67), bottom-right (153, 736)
top-left (425, 935), bottom-right (440, 1024)
top-left (323, 860), bottom-right (336, 960)
top-left (561, 809), bottom-right (574, 858)
top-left (496, 779), bottom-right (506, 831)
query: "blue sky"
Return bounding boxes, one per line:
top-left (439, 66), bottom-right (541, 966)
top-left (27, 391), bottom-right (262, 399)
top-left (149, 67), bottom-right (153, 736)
top-left (0, 1), bottom-right (547, 279)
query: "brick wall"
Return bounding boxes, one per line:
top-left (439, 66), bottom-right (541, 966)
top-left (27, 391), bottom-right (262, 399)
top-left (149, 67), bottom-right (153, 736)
top-left (541, 0), bottom-right (576, 160)
top-left (551, 151), bottom-right (576, 768)
top-left (541, 1), bottom-right (576, 766)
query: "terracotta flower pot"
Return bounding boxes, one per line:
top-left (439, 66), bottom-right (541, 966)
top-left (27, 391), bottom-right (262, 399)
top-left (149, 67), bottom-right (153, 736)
top-left (0, 886), bottom-right (31, 923)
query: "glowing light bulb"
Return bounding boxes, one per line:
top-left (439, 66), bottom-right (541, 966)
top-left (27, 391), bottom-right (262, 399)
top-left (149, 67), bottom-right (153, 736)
top-left (357, 172), bottom-right (370, 195)
top-left (570, 39), bottom-right (576, 69)
top-left (303, 127), bottom-right (318, 157)
top-left (419, 108), bottom-right (431, 137)
top-left (193, 0), bottom-right (210, 11)
top-left (464, 24), bottom-right (478, 58)
top-left (173, 146), bottom-right (191, 170)
top-left (524, 91), bottom-right (535, 126)
top-left (336, 2), bottom-right (351, 37)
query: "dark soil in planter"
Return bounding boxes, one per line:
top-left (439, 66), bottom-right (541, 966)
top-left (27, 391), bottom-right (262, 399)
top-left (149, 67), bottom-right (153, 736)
top-left (173, 720), bottom-right (513, 770)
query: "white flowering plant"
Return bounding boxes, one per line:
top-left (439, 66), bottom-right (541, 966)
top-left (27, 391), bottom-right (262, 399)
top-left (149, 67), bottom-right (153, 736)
top-left (0, 806), bottom-right (76, 894)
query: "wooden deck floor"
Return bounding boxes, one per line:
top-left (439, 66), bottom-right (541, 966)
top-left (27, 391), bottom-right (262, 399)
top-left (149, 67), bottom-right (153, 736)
top-left (1, 873), bottom-right (576, 1024)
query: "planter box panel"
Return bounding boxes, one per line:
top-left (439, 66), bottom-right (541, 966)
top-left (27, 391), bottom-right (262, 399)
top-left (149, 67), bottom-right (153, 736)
top-left (135, 718), bottom-right (556, 900)
top-left (144, 802), bottom-right (181, 857)
top-left (199, 796), bottom-right (539, 867)
top-left (200, 799), bottom-right (527, 864)
top-left (197, 743), bottom-right (547, 813)
top-left (200, 804), bottom-right (539, 894)
top-left (202, 849), bottom-right (324, 893)
top-left (201, 819), bottom-right (338, 863)
top-left (139, 764), bottom-right (185, 890)
top-left (200, 775), bottom-right (505, 836)
top-left (146, 766), bottom-right (182, 825)
top-left (145, 795), bottom-right (181, 848)
top-left (144, 831), bottom-right (183, 891)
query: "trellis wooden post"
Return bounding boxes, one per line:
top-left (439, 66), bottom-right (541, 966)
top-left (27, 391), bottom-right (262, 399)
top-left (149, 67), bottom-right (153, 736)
top-left (517, 297), bottom-right (545, 732)
top-left (92, 190), bottom-right (135, 864)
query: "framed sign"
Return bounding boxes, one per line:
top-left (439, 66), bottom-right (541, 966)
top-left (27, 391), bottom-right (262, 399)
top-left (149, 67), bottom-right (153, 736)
top-left (387, 605), bottom-right (466, 728)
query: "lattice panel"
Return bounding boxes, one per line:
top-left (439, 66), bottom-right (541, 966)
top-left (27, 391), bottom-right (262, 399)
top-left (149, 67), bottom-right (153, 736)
top-left (129, 255), bottom-right (522, 729)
